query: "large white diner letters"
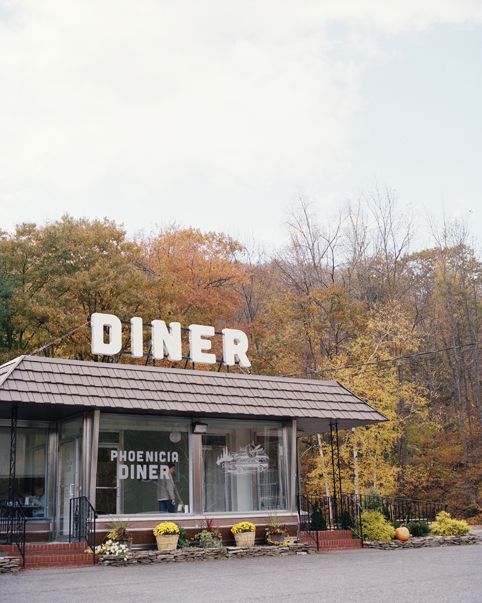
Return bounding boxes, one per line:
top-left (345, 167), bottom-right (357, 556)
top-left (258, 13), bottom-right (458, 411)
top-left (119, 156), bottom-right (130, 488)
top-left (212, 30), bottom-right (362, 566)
top-left (222, 328), bottom-right (251, 368)
top-left (91, 313), bottom-right (122, 355)
top-left (189, 324), bottom-right (216, 364)
top-left (151, 320), bottom-right (183, 362)
top-left (90, 313), bottom-right (251, 366)
top-left (130, 316), bottom-right (144, 358)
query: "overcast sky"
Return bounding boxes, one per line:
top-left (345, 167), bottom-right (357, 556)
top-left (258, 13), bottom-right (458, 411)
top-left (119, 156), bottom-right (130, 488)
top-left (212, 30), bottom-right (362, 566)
top-left (1, 1), bottom-right (481, 250)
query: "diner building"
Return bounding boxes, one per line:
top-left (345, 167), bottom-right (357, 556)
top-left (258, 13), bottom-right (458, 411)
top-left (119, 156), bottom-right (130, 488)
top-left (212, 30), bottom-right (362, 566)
top-left (0, 354), bottom-right (385, 546)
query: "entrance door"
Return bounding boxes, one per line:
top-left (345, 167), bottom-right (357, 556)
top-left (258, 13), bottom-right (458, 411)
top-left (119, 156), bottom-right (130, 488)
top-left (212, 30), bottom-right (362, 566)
top-left (57, 439), bottom-right (79, 537)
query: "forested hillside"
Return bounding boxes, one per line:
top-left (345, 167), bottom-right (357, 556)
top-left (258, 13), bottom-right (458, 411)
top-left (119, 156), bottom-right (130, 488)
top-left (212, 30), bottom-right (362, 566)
top-left (1, 197), bottom-right (480, 518)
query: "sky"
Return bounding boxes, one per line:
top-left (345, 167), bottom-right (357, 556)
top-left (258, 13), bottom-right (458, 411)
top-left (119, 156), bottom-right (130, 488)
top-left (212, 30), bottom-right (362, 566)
top-left (1, 1), bottom-right (481, 250)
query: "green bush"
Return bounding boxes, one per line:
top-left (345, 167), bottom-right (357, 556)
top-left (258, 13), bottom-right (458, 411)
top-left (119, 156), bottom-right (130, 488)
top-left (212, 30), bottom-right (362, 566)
top-left (407, 521), bottom-right (430, 537)
top-left (193, 529), bottom-right (223, 548)
top-left (339, 509), bottom-right (354, 530)
top-left (359, 510), bottom-right (396, 542)
top-left (430, 511), bottom-right (470, 536)
top-left (177, 527), bottom-right (190, 548)
top-left (363, 491), bottom-right (384, 511)
top-left (310, 502), bottom-right (327, 531)
top-left (363, 491), bottom-right (392, 522)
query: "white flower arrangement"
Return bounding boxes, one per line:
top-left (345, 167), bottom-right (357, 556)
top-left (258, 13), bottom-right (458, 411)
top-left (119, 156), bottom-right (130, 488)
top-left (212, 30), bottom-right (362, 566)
top-left (95, 539), bottom-right (130, 560)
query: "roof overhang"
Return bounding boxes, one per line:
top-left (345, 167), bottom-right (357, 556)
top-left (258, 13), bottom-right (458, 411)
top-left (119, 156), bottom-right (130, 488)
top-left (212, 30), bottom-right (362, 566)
top-left (0, 355), bottom-right (387, 433)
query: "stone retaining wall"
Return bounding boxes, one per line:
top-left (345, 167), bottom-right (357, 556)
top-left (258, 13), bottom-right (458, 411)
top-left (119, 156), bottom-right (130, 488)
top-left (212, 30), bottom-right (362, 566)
top-left (0, 556), bottom-right (22, 573)
top-left (99, 543), bottom-right (316, 566)
top-left (364, 534), bottom-right (481, 550)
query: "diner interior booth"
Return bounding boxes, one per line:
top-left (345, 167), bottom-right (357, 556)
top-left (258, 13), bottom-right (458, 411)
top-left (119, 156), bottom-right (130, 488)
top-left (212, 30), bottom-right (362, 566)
top-left (0, 355), bottom-right (385, 546)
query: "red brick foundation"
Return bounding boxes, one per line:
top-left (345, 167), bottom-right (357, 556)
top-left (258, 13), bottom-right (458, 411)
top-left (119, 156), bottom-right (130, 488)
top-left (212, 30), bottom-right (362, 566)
top-left (299, 530), bottom-right (362, 551)
top-left (0, 542), bottom-right (95, 569)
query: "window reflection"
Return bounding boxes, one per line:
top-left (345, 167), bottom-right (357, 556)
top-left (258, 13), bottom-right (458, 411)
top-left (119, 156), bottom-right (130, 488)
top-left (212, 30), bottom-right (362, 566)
top-left (202, 420), bottom-right (288, 512)
top-left (96, 414), bottom-right (190, 515)
top-left (0, 427), bottom-right (48, 517)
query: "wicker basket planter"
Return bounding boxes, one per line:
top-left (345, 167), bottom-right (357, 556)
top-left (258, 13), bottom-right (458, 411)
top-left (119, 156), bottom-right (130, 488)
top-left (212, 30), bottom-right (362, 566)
top-left (156, 534), bottom-right (179, 551)
top-left (234, 531), bottom-right (255, 547)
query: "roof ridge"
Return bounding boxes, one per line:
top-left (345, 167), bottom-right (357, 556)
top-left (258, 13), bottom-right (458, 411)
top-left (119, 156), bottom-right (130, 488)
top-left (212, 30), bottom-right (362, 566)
top-left (0, 355), bottom-right (26, 388)
top-left (17, 355), bottom-right (339, 386)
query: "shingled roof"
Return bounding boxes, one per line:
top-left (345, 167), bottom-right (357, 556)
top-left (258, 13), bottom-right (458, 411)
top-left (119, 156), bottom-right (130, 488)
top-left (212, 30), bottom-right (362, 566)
top-left (0, 355), bottom-right (386, 434)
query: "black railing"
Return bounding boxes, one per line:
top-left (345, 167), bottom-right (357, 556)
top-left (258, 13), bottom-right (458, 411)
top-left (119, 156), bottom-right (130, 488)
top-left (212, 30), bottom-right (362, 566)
top-left (298, 493), bottom-right (447, 537)
top-left (69, 496), bottom-right (97, 565)
top-left (0, 497), bottom-right (27, 567)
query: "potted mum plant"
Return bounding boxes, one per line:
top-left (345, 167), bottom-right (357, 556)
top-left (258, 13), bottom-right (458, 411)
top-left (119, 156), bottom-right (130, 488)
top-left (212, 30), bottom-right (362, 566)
top-left (265, 515), bottom-right (289, 545)
top-left (106, 520), bottom-right (133, 549)
top-left (153, 521), bottom-right (180, 551)
top-left (231, 521), bottom-right (256, 547)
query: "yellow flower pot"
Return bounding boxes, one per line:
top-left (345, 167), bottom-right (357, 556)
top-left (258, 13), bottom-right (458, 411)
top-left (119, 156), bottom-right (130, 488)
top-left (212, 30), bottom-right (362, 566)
top-left (234, 531), bottom-right (255, 547)
top-left (156, 534), bottom-right (179, 551)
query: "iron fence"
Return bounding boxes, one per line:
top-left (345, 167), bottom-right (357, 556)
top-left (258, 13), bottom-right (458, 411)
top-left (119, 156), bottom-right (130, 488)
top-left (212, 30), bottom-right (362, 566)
top-left (0, 497), bottom-right (26, 566)
top-left (298, 493), bottom-right (447, 536)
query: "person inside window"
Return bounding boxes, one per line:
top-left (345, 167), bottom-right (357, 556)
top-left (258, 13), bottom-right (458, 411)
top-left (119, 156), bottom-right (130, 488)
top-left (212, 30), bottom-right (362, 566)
top-left (158, 462), bottom-right (181, 513)
top-left (31, 483), bottom-right (46, 517)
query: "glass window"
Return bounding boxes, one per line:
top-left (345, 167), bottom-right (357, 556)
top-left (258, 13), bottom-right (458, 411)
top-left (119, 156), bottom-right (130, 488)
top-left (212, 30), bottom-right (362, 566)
top-left (59, 416), bottom-right (83, 441)
top-left (0, 426), bottom-right (48, 517)
top-left (202, 420), bottom-right (288, 512)
top-left (96, 414), bottom-right (190, 515)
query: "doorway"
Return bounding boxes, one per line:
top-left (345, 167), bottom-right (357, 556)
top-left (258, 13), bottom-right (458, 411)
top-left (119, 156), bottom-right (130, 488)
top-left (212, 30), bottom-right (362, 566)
top-left (57, 438), bottom-right (80, 537)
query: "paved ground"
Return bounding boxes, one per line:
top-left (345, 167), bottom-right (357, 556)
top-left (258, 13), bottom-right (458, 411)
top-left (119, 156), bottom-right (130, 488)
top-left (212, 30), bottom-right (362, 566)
top-left (1, 545), bottom-right (481, 603)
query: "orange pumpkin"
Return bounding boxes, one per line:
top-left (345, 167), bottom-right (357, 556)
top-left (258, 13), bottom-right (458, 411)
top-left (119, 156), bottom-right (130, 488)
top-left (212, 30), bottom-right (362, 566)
top-left (395, 527), bottom-right (410, 541)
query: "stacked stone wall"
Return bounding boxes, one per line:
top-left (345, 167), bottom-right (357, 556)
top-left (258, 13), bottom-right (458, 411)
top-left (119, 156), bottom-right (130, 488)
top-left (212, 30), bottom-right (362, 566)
top-left (364, 534), bottom-right (480, 550)
top-left (100, 542), bottom-right (316, 566)
top-left (0, 556), bottom-right (22, 573)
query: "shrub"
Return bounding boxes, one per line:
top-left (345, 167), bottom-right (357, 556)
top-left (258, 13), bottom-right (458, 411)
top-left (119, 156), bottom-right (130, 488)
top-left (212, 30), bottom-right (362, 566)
top-left (363, 491), bottom-right (392, 522)
top-left (310, 502), bottom-right (327, 531)
top-left (231, 521), bottom-right (256, 534)
top-left (153, 521), bottom-right (180, 536)
top-left (359, 510), bottom-right (396, 542)
top-left (430, 511), bottom-right (470, 536)
top-left (178, 527), bottom-right (190, 548)
top-left (407, 521), bottom-right (430, 537)
top-left (363, 491), bottom-right (384, 511)
top-left (193, 529), bottom-right (223, 548)
top-left (339, 509), bottom-right (354, 530)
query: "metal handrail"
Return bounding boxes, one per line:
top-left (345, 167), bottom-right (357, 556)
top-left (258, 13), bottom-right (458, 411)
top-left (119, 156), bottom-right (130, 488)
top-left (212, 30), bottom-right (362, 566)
top-left (0, 497), bottom-right (27, 567)
top-left (69, 496), bottom-right (97, 565)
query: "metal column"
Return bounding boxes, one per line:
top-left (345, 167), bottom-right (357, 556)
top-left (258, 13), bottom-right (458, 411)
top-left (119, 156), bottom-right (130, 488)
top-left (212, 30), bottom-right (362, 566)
top-left (8, 402), bottom-right (18, 502)
top-left (329, 420), bottom-right (343, 526)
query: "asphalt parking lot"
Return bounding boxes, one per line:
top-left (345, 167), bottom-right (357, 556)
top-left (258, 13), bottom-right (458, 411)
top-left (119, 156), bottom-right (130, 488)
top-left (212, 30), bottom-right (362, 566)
top-left (1, 544), bottom-right (481, 603)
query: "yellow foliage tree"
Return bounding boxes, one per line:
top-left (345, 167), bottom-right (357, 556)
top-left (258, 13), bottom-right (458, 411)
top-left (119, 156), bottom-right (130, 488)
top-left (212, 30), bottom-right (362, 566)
top-left (306, 301), bottom-right (429, 496)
